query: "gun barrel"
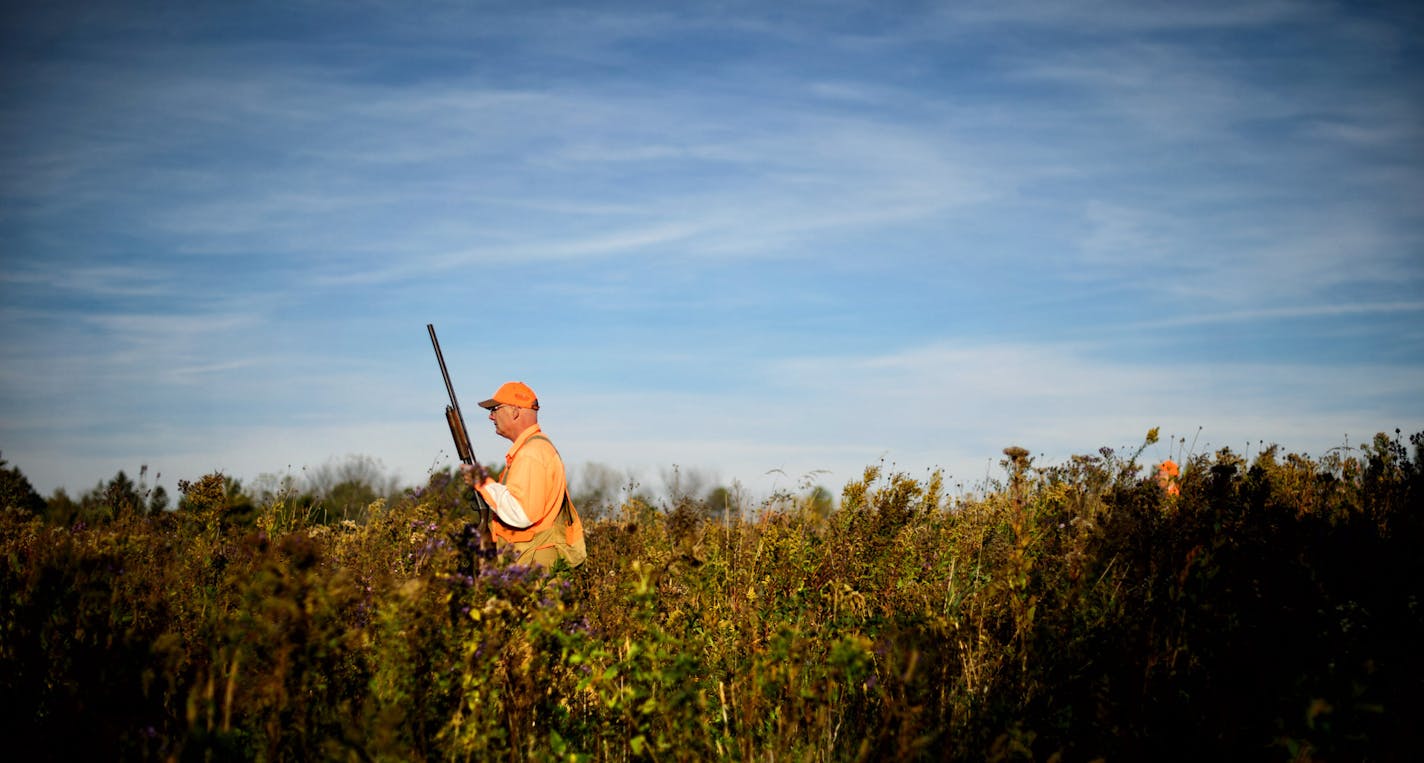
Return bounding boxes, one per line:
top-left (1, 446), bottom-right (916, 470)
top-left (428, 324), bottom-right (463, 408)
top-left (428, 323), bottom-right (476, 465)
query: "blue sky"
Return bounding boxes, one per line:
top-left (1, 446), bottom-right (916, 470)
top-left (3, 0), bottom-right (1422, 503)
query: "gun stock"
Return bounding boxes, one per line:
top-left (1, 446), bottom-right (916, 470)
top-left (445, 406), bottom-right (474, 464)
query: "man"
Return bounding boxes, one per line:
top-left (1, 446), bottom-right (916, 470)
top-left (461, 381), bottom-right (586, 568)
top-left (1156, 459), bottom-right (1181, 497)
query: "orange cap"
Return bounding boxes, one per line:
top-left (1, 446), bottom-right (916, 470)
top-left (479, 381), bottom-right (539, 410)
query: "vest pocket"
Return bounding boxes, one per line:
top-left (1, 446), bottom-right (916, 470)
top-left (517, 519), bottom-right (586, 568)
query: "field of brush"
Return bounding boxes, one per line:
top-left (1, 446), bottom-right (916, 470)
top-left (3, 431), bottom-right (1421, 761)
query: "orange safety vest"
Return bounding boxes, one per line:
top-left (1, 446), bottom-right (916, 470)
top-left (487, 428), bottom-right (585, 565)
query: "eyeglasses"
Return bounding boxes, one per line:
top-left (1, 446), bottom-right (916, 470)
top-left (488, 404), bottom-right (505, 415)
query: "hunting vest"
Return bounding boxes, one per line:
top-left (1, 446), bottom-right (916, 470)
top-left (493, 433), bottom-right (586, 567)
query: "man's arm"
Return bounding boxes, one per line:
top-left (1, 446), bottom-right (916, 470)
top-left (472, 477), bottom-right (534, 528)
top-left (474, 441), bottom-right (563, 530)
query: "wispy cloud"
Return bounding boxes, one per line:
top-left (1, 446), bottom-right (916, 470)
top-left (942, 0), bottom-right (1320, 32)
top-left (1, 263), bottom-right (176, 298)
top-left (1130, 301), bottom-right (1424, 329)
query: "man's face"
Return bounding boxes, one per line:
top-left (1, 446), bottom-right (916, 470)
top-left (488, 404), bottom-right (516, 441)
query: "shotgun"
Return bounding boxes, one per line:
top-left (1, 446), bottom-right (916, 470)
top-left (427, 323), bottom-right (493, 547)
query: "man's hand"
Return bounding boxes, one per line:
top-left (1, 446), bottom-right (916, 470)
top-left (460, 462), bottom-right (490, 490)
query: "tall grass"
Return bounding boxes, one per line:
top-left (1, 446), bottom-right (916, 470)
top-left (2, 431), bottom-right (1421, 761)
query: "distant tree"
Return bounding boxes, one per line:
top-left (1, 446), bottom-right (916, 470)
top-left (0, 454), bottom-right (46, 516)
top-left (74, 469), bottom-right (135, 523)
top-left (221, 476), bottom-right (255, 525)
top-left (571, 462), bottom-right (639, 521)
top-left (702, 484), bottom-right (748, 523)
top-left (247, 471), bottom-right (302, 508)
top-left (704, 485), bottom-right (731, 513)
top-left (304, 454), bottom-right (399, 522)
top-left (660, 464), bottom-right (713, 507)
top-left (44, 488), bottom-right (79, 525)
top-left (148, 485), bottom-right (170, 514)
top-left (323, 479), bottom-right (380, 522)
top-left (132, 464), bottom-right (169, 515)
top-left (74, 471), bottom-right (145, 523)
top-left (805, 484), bottom-right (834, 521)
top-left (104, 470), bottom-right (143, 516)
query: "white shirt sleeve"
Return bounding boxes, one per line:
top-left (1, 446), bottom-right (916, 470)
top-left (477, 480), bottom-right (533, 529)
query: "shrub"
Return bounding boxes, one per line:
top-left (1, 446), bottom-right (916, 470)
top-left (2, 434), bottom-right (1420, 761)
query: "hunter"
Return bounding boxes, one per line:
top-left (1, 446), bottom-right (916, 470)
top-left (461, 381), bottom-right (586, 568)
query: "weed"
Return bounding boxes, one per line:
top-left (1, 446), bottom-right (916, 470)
top-left (2, 431), bottom-right (1421, 760)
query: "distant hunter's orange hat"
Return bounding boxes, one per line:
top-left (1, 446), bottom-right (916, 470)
top-left (479, 381), bottom-right (539, 410)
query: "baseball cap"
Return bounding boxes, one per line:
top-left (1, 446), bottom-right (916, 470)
top-left (479, 381), bottom-right (540, 410)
